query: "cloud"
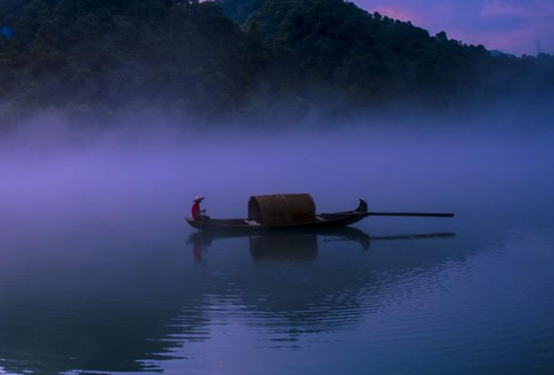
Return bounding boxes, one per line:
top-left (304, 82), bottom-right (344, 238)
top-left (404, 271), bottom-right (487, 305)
top-left (373, 6), bottom-right (419, 23)
top-left (353, 0), bottom-right (554, 55)
top-left (478, 0), bottom-right (554, 53)
top-left (481, 0), bottom-right (537, 18)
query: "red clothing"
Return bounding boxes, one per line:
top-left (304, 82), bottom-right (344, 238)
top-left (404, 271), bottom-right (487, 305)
top-left (192, 202), bottom-right (201, 220)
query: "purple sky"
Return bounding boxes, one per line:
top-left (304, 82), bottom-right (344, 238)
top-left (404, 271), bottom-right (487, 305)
top-left (353, 0), bottom-right (554, 55)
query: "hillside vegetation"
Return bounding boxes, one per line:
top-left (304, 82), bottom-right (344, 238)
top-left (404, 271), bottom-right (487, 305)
top-left (0, 0), bottom-right (552, 123)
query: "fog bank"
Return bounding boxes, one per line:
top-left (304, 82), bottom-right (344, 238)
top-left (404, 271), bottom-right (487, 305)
top-left (1, 109), bottom-right (553, 240)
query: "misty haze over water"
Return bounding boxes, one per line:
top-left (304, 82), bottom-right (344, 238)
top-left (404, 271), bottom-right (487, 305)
top-left (1, 110), bottom-right (554, 375)
top-left (2, 0), bottom-right (554, 372)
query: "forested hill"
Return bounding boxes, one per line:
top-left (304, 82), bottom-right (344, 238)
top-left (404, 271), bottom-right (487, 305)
top-left (0, 0), bottom-right (256, 121)
top-left (223, 0), bottom-right (553, 106)
top-left (0, 0), bottom-right (553, 123)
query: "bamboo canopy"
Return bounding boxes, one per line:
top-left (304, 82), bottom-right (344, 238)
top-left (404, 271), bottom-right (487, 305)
top-left (248, 194), bottom-right (316, 225)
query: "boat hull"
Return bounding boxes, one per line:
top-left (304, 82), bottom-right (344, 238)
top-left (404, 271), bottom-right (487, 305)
top-left (186, 200), bottom-right (369, 233)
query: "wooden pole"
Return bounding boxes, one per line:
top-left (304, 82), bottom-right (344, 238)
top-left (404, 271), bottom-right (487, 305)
top-left (366, 212), bottom-right (454, 218)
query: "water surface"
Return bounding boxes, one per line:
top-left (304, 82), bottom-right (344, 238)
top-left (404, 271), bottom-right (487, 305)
top-left (1, 126), bottom-right (553, 375)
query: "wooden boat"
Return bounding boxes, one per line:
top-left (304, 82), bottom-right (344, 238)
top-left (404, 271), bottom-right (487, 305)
top-left (187, 199), bottom-right (368, 233)
top-left (186, 194), bottom-right (454, 233)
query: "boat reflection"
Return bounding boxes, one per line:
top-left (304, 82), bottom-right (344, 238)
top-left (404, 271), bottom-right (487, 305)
top-left (184, 228), bottom-right (460, 343)
top-left (187, 229), bottom-right (455, 262)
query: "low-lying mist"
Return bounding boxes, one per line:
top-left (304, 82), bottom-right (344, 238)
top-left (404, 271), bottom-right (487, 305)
top-left (1, 106), bottom-right (554, 240)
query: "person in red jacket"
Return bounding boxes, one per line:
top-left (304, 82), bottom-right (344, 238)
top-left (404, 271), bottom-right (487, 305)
top-left (191, 196), bottom-right (206, 221)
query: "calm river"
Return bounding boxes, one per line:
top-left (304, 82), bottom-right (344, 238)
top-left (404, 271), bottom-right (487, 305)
top-left (1, 126), bottom-right (553, 375)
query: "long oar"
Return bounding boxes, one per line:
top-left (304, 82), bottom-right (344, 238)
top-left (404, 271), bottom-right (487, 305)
top-left (366, 212), bottom-right (454, 218)
top-left (198, 209), bottom-right (208, 232)
top-left (198, 217), bottom-right (205, 232)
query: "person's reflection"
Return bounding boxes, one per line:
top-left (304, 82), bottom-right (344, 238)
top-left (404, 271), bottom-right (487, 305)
top-left (193, 240), bottom-right (202, 262)
top-left (188, 233), bottom-right (212, 263)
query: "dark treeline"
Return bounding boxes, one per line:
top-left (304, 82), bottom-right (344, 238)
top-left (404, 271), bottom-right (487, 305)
top-left (0, 0), bottom-right (553, 124)
top-left (0, 0), bottom-right (256, 123)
